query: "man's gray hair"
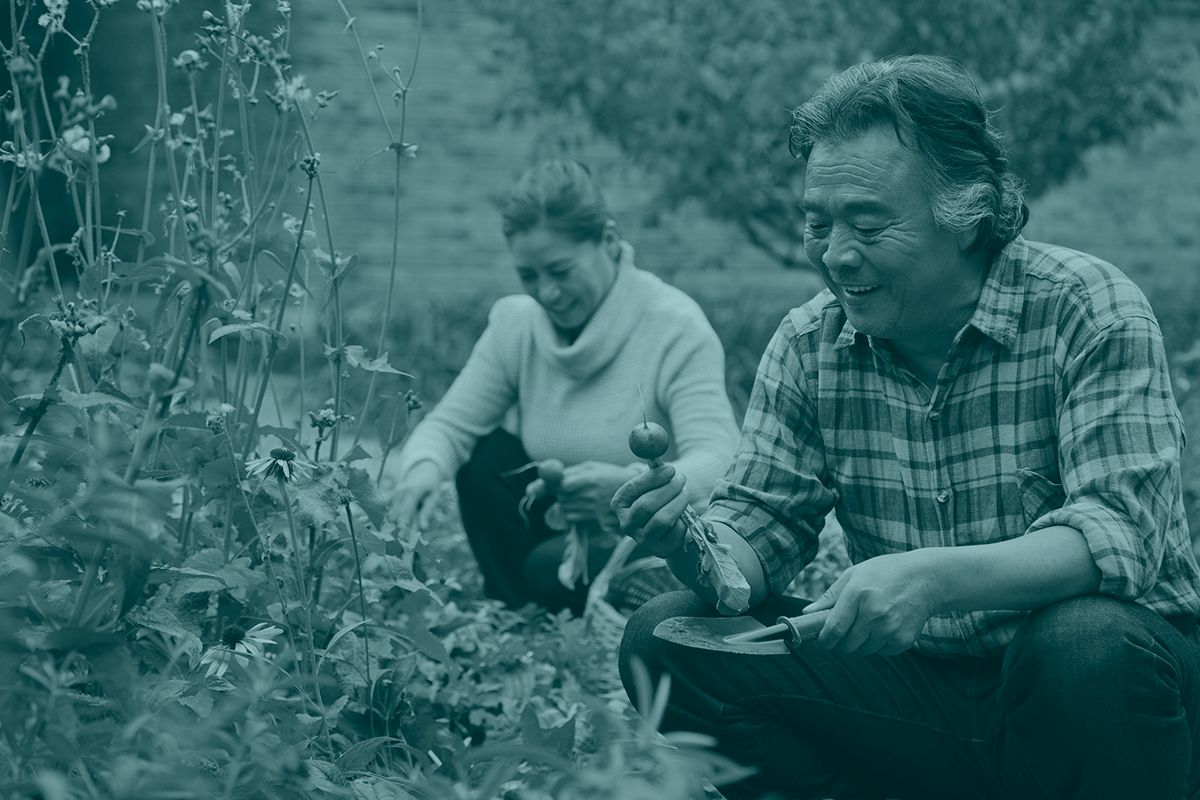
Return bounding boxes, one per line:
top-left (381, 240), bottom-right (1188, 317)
top-left (790, 55), bottom-right (1028, 254)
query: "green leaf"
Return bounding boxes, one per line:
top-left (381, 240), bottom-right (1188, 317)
top-left (207, 321), bottom-right (289, 347)
top-left (341, 346), bottom-right (413, 377)
top-left (175, 549), bottom-right (262, 595)
top-left (76, 323), bottom-right (117, 379)
top-left (59, 387), bottom-right (138, 412)
top-left (339, 444), bottom-right (373, 464)
top-left (293, 483), bottom-right (338, 526)
top-left (126, 604), bottom-right (203, 663)
top-left (371, 393), bottom-right (410, 453)
top-left (363, 552), bottom-right (426, 595)
top-left (178, 685), bottom-right (215, 718)
top-left (141, 677), bottom-right (190, 709)
top-left (685, 510), bottom-right (751, 615)
top-left (336, 737), bottom-right (396, 774)
top-left (343, 465), bottom-right (387, 529)
top-left (520, 704), bottom-right (577, 758)
top-left (404, 612), bottom-right (450, 665)
top-left (255, 425), bottom-right (303, 452)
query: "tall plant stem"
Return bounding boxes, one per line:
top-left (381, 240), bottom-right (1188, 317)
top-left (239, 174), bottom-right (315, 457)
top-left (343, 500), bottom-right (374, 735)
top-left (352, 150), bottom-right (404, 452)
top-left (69, 270), bottom-right (204, 630)
top-left (275, 473), bottom-right (334, 754)
top-left (293, 112), bottom-right (345, 460)
top-left (340, 0), bottom-right (422, 454)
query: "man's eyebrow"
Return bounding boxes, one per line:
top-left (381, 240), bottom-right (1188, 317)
top-left (799, 198), bottom-right (890, 215)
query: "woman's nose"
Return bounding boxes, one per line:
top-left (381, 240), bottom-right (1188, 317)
top-left (539, 281), bottom-right (562, 306)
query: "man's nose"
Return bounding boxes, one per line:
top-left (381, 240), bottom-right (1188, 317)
top-left (822, 226), bottom-right (862, 270)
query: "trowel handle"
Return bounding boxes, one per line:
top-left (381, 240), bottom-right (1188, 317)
top-left (777, 609), bottom-right (833, 642)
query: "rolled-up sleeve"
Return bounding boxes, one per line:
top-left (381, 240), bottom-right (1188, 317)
top-left (1028, 312), bottom-right (1185, 601)
top-left (705, 318), bottom-right (837, 596)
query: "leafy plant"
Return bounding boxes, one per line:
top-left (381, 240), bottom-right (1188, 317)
top-left (0, 2), bottom-right (754, 798)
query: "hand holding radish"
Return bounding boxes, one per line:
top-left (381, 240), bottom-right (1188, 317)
top-left (620, 416), bottom-right (752, 615)
top-left (557, 461), bottom-right (638, 529)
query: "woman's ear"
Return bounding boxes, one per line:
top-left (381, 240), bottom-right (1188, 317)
top-left (603, 220), bottom-right (621, 261)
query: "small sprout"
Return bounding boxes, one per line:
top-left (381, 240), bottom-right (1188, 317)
top-left (205, 410), bottom-right (226, 434)
top-left (308, 407), bottom-right (339, 431)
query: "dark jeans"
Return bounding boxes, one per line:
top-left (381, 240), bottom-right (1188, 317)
top-left (456, 429), bottom-right (641, 615)
top-left (620, 591), bottom-right (1200, 800)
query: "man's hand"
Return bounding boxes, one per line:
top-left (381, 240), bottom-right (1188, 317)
top-left (802, 550), bottom-right (942, 656)
top-left (557, 461), bottom-right (639, 529)
top-left (610, 464), bottom-right (692, 558)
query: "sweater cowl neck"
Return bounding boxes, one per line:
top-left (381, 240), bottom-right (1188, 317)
top-left (529, 251), bottom-right (648, 381)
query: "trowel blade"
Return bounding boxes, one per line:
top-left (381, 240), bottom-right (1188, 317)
top-left (652, 615), bottom-right (791, 655)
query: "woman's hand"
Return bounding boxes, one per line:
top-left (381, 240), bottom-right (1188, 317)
top-left (389, 461), bottom-right (443, 531)
top-left (557, 461), bottom-right (641, 529)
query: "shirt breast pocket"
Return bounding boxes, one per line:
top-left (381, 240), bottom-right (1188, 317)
top-left (1014, 468), bottom-right (1066, 528)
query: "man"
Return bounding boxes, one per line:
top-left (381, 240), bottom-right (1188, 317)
top-left (612, 55), bottom-right (1200, 800)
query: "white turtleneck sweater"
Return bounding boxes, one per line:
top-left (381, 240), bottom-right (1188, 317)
top-left (398, 256), bottom-right (740, 510)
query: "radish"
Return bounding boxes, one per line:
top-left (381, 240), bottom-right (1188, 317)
top-left (629, 421), bottom-right (669, 462)
top-left (538, 458), bottom-right (565, 491)
top-left (627, 419), bottom-right (751, 615)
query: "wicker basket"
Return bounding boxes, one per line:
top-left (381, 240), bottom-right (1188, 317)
top-left (579, 537), bottom-right (685, 695)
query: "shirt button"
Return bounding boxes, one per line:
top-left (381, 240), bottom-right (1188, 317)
top-left (928, 410), bottom-right (941, 422)
top-left (936, 490), bottom-right (949, 504)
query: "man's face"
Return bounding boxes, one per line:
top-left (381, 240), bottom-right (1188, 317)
top-left (801, 126), bottom-right (981, 357)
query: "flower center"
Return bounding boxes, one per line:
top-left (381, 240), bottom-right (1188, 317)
top-left (220, 624), bottom-right (247, 648)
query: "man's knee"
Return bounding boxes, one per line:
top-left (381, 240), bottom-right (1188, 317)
top-left (1002, 595), bottom-right (1187, 715)
top-left (618, 591), bottom-right (709, 691)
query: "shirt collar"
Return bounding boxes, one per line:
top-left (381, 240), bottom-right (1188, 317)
top-left (964, 236), bottom-right (1027, 352)
top-left (831, 236), bottom-right (1029, 353)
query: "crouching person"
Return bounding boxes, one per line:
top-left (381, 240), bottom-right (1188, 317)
top-left (611, 55), bottom-right (1200, 800)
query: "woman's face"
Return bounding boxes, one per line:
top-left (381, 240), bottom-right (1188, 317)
top-left (508, 222), bottom-right (620, 334)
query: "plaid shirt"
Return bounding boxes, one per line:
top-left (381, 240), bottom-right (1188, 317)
top-left (707, 237), bottom-right (1200, 658)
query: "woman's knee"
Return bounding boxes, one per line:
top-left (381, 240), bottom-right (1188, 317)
top-left (457, 429), bottom-right (526, 491)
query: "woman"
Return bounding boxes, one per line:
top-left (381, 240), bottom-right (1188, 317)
top-left (391, 159), bottom-right (739, 614)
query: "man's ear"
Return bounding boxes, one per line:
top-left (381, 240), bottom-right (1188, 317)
top-left (956, 222), bottom-right (981, 253)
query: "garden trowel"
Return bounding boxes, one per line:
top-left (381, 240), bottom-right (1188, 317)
top-left (652, 609), bottom-right (832, 655)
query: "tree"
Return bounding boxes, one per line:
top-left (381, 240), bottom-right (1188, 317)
top-left (477, 0), bottom-right (1193, 268)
